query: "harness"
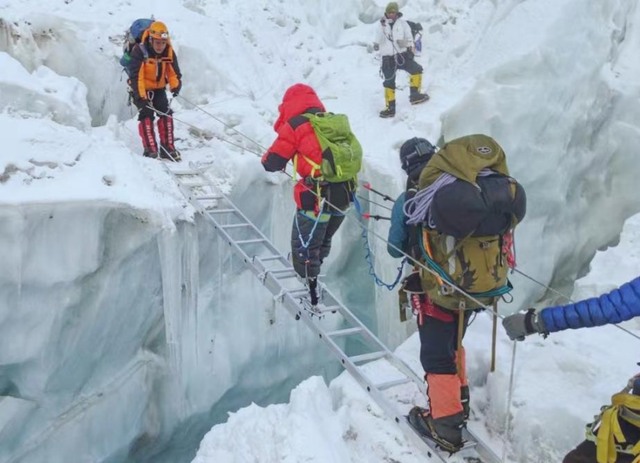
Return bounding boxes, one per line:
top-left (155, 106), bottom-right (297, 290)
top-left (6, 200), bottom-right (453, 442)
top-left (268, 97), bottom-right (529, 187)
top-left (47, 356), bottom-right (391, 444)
top-left (586, 382), bottom-right (640, 463)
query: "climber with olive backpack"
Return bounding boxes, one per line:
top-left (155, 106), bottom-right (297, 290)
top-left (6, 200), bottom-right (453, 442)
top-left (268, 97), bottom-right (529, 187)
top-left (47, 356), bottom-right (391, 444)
top-left (398, 134), bottom-right (526, 452)
top-left (261, 84), bottom-right (362, 310)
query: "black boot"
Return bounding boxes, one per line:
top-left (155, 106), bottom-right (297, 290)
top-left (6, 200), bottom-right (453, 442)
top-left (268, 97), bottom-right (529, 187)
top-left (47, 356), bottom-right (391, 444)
top-left (307, 277), bottom-right (319, 307)
top-left (408, 407), bottom-right (464, 453)
top-left (410, 87), bottom-right (429, 105)
top-left (379, 100), bottom-right (396, 118)
top-left (160, 147), bottom-right (182, 162)
top-left (143, 148), bottom-right (159, 159)
top-left (461, 385), bottom-right (470, 420)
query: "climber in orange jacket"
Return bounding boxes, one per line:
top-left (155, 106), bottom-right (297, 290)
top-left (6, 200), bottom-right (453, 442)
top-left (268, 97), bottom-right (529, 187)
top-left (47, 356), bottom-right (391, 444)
top-left (128, 21), bottom-right (182, 161)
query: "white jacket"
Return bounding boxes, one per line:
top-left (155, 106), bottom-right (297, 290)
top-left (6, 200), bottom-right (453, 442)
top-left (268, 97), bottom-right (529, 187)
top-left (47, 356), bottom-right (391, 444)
top-left (374, 16), bottom-right (414, 57)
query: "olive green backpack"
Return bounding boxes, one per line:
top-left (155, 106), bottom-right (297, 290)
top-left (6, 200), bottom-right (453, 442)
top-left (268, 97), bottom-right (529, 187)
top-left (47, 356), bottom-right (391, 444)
top-left (418, 134), bottom-right (520, 310)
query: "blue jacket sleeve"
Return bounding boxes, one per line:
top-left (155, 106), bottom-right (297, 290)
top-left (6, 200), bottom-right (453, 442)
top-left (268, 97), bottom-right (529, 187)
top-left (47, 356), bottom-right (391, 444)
top-left (539, 276), bottom-right (640, 333)
top-left (387, 193), bottom-right (408, 258)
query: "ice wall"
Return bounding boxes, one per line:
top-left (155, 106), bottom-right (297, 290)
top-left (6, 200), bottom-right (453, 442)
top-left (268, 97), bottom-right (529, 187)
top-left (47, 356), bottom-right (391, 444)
top-left (2, 0), bottom-right (640, 462)
top-left (439, 0), bottom-right (640, 305)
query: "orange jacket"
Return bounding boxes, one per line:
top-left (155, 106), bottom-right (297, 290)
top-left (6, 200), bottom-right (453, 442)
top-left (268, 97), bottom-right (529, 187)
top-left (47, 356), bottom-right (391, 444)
top-left (129, 31), bottom-right (182, 99)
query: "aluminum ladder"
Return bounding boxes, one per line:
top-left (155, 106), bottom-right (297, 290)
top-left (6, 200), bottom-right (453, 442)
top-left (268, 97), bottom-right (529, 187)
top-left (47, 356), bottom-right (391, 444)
top-left (164, 162), bottom-right (502, 463)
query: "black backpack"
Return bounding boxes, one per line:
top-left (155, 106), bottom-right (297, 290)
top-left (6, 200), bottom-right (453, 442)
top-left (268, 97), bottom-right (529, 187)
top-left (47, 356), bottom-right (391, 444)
top-left (406, 20), bottom-right (423, 40)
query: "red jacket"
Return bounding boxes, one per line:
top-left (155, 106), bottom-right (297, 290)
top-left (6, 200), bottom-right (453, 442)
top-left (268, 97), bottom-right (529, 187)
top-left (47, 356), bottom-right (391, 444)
top-left (262, 84), bottom-right (326, 210)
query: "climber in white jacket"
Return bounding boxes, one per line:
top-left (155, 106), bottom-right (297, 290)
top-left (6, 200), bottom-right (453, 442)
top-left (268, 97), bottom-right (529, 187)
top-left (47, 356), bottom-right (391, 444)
top-left (373, 2), bottom-right (429, 118)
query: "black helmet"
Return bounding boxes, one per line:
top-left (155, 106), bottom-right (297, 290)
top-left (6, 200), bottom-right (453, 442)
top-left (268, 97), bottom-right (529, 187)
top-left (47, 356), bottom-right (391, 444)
top-left (399, 137), bottom-right (436, 174)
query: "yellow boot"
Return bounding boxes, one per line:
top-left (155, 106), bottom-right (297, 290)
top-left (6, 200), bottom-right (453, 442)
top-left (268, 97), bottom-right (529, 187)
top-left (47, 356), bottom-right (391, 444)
top-left (409, 74), bottom-right (429, 105)
top-left (379, 88), bottom-right (396, 118)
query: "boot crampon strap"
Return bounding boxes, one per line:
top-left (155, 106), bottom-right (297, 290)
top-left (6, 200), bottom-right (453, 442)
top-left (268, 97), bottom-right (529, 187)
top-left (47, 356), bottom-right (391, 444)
top-left (408, 406), bottom-right (464, 454)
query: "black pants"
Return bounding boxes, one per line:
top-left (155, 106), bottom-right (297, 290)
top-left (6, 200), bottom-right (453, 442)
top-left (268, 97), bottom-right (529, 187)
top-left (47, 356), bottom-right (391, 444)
top-left (135, 89), bottom-right (170, 121)
top-left (382, 52), bottom-right (423, 90)
top-left (418, 308), bottom-right (471, 375)
top-left (563, 440), bottom-right (635, 463)
top-left (291, 213), bottom-right (345, 279)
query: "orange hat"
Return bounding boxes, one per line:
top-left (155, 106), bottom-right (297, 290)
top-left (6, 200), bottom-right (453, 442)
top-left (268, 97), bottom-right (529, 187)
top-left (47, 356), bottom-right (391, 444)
top-left (148, 21), bottom-right (169, 40)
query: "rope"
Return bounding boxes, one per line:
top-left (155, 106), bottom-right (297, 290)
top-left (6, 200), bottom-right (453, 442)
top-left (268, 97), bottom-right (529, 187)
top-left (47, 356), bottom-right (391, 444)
top-left (294, 201), bottom-right (325, 250)
top-left (176, 94), bottom-right (269, 152)
top-left (404, 169), bottom-right (495, 227)
top-left (155, 99), bottom-right (509, 321)
top-left (354, 195), bottom-right (405, 290)
top-left (356, 195), bottom-right (393, 212)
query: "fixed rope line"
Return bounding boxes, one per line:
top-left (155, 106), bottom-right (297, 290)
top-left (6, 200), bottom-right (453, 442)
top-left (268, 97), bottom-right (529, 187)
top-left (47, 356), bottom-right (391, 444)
top-left (146, 104), bottom-right (265, 156)
top-left (153, 103), bottom-right (508, 320)
top-left (512, 267), bottom-right (640, 342)
top-left (155, 103), bottom-right (521, 458)
top-left (177, 95), bottom-right (269, 152)
top-left (356, 195), bottom-right (394, 212)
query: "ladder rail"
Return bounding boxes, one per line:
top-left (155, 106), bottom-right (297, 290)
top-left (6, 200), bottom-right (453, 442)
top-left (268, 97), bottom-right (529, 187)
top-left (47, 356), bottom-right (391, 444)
top-left (164, 164), bottom-right (501, 463)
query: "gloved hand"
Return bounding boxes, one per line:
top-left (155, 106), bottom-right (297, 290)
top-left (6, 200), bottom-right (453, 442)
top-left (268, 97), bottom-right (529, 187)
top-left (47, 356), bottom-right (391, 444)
top-left (373, 43), bottom-right (379, 51)
top-left (502, 309), bottom-right (547, 341)
top-left (380, 17), bottom-right (386, 26)
top-left (136, 98), bottom-right (151, 110)
top-left (172, 82), bottom-right (182, 98)
top-left (396, 39), bottom-right (409, 48)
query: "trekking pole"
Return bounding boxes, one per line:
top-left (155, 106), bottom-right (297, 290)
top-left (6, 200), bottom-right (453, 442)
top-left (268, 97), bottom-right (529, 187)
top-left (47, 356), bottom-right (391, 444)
top-left (362, 214), bottom-right (391, 221)
top-left (491, 300), bottom-right (498, 373)
top-left (501, 341), bottom-right (518, 462)
top-left (362, 182), bottom-right (395, 202)
top-left (457, 311), bottom-right (465, 378)
top-left (356, 195), bottom-right (394, 212)
top-left (176, 94), bottom-right (268, 152)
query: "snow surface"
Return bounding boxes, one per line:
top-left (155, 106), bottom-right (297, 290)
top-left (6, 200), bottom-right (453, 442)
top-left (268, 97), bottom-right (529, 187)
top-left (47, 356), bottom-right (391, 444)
top-left (1, 0), bottom-right (640, 461)
top-left (193, 212), bottom-right (640, 463)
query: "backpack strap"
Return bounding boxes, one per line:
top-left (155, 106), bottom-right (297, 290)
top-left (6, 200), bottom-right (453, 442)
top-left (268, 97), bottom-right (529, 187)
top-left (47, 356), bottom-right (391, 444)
top-left (139, 43), bottom-right (149, 62)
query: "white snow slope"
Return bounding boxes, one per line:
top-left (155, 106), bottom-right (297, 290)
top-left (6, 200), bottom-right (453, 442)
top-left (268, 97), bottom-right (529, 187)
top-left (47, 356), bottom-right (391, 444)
top-left (192, 213), bottom-right (640, 463)
top-left (1, 0), bottom-right (640, 462)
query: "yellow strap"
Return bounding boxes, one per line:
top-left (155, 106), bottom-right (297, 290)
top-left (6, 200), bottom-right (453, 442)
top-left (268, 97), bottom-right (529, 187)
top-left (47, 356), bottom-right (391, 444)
top-left (293, 154), bottom-right (298, 181)
top-left (597, 405), bottom-right (625, 463)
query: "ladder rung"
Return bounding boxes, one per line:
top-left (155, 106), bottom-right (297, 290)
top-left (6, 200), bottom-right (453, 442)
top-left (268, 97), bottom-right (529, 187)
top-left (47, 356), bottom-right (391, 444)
top-left (258, 255), bottom-right (285, 262)
top-left (171, 169), bottom-right (201, 176)
top-left (327, 327), bottom-right (362, 338)
top-left (220, 223), bottom-right (251, 229)
top-left (197, 195), bottom-right (224, 201)
top-left (319, 305), bottom-right (340, 313)
top-left (181, 180), bottom-right (210, 188)
top-left (375, 378), bottom-right (411, 391)
top-left (288, 288), bottom-right (310, 298)
top-left (269, 268), bottom-right (296, 274)
top-left (236, 239), bottom-right (266, 245)
top-left (208, 209), bottom-right (237, 214)
top-left (349, 351), bottom-right (386, 364)
top-left (268, 269), bottom-right (297, 279)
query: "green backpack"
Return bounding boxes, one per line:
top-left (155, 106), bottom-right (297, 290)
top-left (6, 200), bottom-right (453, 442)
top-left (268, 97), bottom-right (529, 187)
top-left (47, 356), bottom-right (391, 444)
top-left (302, 112), bottom-right (363, 183)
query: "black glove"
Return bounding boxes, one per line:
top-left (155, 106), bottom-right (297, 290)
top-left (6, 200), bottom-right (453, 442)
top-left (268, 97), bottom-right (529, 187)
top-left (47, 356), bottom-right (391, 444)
top-left (502, 309), bottom-right (547, 341)
top-left (373, 43), bottom-right (379, 51)
top-left (135, 98), bottom-right (151, 110)
top-left (380, 17), bottom-right (386, 26)
top-left (172, 82), bottom-right (182, 98)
